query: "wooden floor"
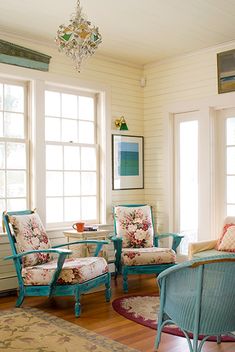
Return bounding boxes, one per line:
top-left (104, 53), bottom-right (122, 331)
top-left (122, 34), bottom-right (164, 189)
top-left (0, 275), bottom-right (234, 352)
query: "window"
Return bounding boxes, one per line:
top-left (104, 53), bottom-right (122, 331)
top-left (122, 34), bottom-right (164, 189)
top-left (45, 89), bottom-right (99, 225)
top-left (0, 80), bottom-right (28, 212)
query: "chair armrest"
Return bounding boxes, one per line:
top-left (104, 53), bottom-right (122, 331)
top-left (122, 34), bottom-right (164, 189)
top-left (4, 248), bottom-right (71, 260)
top-left (53, 240), bottom-right (109, 257)
top-left (154, 233), bottom-right (184, 252)
top-left (188, 240), bottom-right (217, 259)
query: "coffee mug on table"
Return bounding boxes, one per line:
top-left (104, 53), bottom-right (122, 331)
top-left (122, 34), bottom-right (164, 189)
top-left (73, 222), bottom-right (85, 232)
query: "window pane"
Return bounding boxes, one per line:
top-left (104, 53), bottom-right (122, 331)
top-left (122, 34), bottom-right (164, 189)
top-left (227, 117), bottom-right (235, 145)
top-left (62, 119), bottom-right (77, 142)
top-left (0, 112), bottom-right (3, 137)
top-left (81, 147), bottom-right (96, 170)
top-left (79, 96), bottom-right (94, 121)
top-left (46, 171), bottom-right (63, 196)
top-left (46, 145), bottom-right (63, 170)
top-left (7, 171), bottom-right (26, 197)
top-left (7, 143), bottom-right (26, 169)
top-left (81, 197), bottom-right (97, 220)
top-left (64, 146), bottom-right (80, 170)
top-left (0, 171), bottom-right (5, 197)
top-left (227, 176), bottom-right (235, 203)
top-left (64, 197), bottom-right (80, 221)
top-left (45, 117), bottom-right (61, 141)
top-left (64, 172), bottom-right (80, 196)
top-left (45, 91), bottom-right (60, 117)
top-left (4, 85), bottom-right (24, 113)
top-left (0, 143), bottom-right (5, 169)
top-left (46, 198), bottom-right (63, 223)
top-left (7, 198), bottom-right (26, 211)
top-left (79, 121), bottom-right (94, 144)
top-left (62, 94), bottom-right (77, 119)
top-left (4, 112), bottom-right (24, 138)
top-left (81, 172), bottom-right (96, 195)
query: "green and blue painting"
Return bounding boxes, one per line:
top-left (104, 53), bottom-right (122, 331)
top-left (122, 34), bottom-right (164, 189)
top-left (118, 142), bottom-right (139, 176)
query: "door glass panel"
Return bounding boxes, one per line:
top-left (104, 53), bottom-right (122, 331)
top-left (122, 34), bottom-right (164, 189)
top-left (179, 120), bottom-right (198, 254)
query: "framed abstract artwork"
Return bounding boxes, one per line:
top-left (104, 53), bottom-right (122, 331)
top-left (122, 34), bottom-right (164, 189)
top-left (217, 49), bottom-right (235, 94)
top-left (112, 134), bottom-right (144, 190)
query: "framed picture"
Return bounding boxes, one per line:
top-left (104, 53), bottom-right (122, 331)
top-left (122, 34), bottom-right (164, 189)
top-left (112, 134), bottom-right (144, 190)
top-left (217, 49), bottom-right (235, 94)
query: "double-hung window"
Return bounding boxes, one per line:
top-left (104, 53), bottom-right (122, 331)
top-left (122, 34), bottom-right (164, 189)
top-left (0, 80), bottom-right (28, 212)
top-left (45, 88), bottom-right (98, 226)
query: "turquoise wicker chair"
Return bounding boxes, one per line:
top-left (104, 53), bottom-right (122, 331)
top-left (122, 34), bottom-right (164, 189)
top-left (155, 254), bottom-right (235, 352)
top-left (2, 210), bottom-right (111, 317)
top-left (111, 204), bottom-right (183, 292)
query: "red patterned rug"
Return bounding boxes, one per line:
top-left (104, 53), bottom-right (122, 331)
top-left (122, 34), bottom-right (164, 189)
top-left (112, 295), bottom-right (235, 342)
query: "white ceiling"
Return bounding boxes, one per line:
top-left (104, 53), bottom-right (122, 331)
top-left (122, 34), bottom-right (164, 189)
top-left (1, 0), bottom-right (235, 65)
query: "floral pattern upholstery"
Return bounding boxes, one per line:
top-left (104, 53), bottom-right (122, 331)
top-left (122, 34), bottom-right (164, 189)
top-left (121, 247), bottom-right (176, 266)
top-left (22, 257), bottom-right (109, 285)
top-left (114, 206), bottom-right (154, 248)
top-left (8, 213), bottom-right (51, 267)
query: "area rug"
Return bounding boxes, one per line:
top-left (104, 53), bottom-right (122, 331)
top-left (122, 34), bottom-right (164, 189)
top-left (0, 307), bottom-right (139, 351)
top-left (112, 295), bottom-right (235, 343)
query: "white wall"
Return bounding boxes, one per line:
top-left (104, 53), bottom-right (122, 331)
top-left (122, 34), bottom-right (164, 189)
top-left (0, 33), bottom-right (144, 291)
top-left (144, 40), bottom-right (235, 234)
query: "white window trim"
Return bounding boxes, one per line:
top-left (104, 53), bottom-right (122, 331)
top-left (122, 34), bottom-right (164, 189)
top-left (0, 63), bottom-right (112, 230)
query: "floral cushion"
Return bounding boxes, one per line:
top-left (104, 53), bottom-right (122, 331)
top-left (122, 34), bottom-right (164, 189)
top-left (121, 247), bottom-right (176, 266)
top-left (8, 213), bottom-right (51, 267)
top-left (22, 257), bottom-right (108, 285)
top-left (217, 225), bottom-right (235, 252)
top-left (216, 222), bottom-right (235, 250)
top-left (114, 205), bottom-right (154, 248)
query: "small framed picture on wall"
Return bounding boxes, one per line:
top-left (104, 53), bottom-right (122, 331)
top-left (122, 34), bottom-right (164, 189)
top-left (112, 134), bottom-right (144, 190)
top-left (217, 49), bottom-right (235, 94)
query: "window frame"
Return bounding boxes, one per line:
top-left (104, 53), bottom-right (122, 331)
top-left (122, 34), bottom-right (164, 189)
top-left (44, 85), bottom-right (100, 228)
top-left (0, 78), bottom-right (29, 215)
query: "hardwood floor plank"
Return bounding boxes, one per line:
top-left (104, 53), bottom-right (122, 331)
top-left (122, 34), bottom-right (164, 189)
top-left (0, 274), bottom-right (234, 352)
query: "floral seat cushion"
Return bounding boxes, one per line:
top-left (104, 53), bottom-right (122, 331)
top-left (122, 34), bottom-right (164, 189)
top-left (8, 213), bottom-right (51, 267)
top-left (22, 257), bottom-right (108, 285)
top-left (121, 247), bottom-right (176, 266)
top-left (114, 205), bottom-right (154, 248)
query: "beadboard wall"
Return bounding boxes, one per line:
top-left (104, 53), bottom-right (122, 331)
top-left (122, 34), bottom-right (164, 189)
top-left (143, 40), bottom-right (235, 233)
top-left (0, 33), bottom-right (144, 291)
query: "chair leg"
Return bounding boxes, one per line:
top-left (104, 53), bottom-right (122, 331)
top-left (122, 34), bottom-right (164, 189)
top-left (123, 267), bottom-right (128, 293)
top-left (217, 335), bottom-right (221, 344)
top-left (16, 289), bottom-right (25, 307)
top-left (105, 273), bottom-right (111, 302)
top-left (75, 291), bottom-right (81, 318)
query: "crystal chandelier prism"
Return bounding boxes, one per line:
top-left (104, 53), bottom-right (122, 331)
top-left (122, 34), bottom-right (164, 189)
top-left (55, 0), bottom-right (102, 72)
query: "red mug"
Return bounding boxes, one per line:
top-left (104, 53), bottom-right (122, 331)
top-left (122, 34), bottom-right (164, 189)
top-left (73, 222), bottom-right (85, 232)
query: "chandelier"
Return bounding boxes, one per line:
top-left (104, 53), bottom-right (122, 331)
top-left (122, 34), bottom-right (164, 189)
top-left (55, 0), bottom-right (102, 72)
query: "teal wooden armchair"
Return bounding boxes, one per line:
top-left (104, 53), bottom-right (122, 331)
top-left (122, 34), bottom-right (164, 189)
top-left (111, 204), bottom-right (183, 292)
top-left (155, 254), bottom-right (235, 352)
top-left (2, 210), bottom-right (111, 317)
